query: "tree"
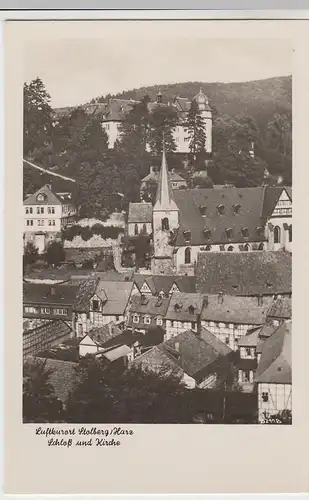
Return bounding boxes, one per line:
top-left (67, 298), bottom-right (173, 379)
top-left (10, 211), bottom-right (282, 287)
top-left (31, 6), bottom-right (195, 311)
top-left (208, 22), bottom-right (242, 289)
top-left (186, 99), bottom-right (206, 165)
top-left (148, 106), bottom-right (177, 155)
top-left (23, 241), bottom-right (39, 266)
top-left (23, 359), bottom-right (63, 423)
top-left (140, 178), bottom-right (158, 203)
top-left (24, 77), bottom-right (53, 156)
top-left (44, 241), bottom-right (65, 266)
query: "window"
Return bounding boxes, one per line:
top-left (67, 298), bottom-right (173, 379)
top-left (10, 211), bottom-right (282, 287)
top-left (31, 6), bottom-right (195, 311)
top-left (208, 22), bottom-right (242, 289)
top-left (53, 308), bottom-right (68, 315)
top-left (41, 308), bottom-right (51, 314)
top-left (188, 305), bottom-right (195, 315)
top-left (25, 207), bottom-right (33, 214)
top-left (142, 224), bottom-right (147, 234)
top-left (157, 317), bottom-right (163, 326)
top-left (199, 205), bottom-right (207, 216)
top-left (26, 220), bottom-right (33, 226)
top-left (225, 228), bottom-right (233, 239)
top-left (144, 315), bottom-right (151, 325)
top-left (227, 245), bottom-right (234, 252)
top-left (244, 243), bottom-right (250, 251)
top-left (246, 348), bottom-right (251, 356)
top-left (48, 206), bottom-right (55, 214)
top-left (184, 247), bottom-right (191, 264)
top-left (233, 204), bottom-right (241, 214)
top-left (183, 230), bottom-right (191, 242)
top-left (37, 193), bottom-right (45, 202)
top-left (288, 225), bottom-right (292, 242)
top-left (274, 226), bottom-right (281, 244)
top-left (262, 392), bottom-right (269, 402)
top-left (38, 220), bottom-right (45, 226)
top-left (24, 306), bottom-right (37, 314)
top-left (243, 370), bottom-right (250, 382)
top-left (241, 227), bottom-right (249, 238)
top-left (134, 224), bottom-right (138, 236)
top-left (48, 220), bottom-right (56, 226)
top-left (173, 320), bottom-right (178, 328)
top-left (203, 229), bottom-right (211, 240)
top-left (133, 314), bottom-right (139, 323)
top-left (258, 242), bottom-right (264, 250)
top-left (225, 337), bottom-right (230, 345)
top-left (217, 204), bottom-right (225, 215)
top-left (205, 245), bottom-right (212, 251)
top-left (92, 299), bottom-right (100, 311)
top-left (161, 217), bottom-right (169, 231)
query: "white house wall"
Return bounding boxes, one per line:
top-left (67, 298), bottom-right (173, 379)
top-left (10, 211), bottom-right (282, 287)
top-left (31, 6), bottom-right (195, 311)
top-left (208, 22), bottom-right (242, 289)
top-left (201, 320), bottom-right (257, 351)
top-left (258, 382), bottom-right (292, 422)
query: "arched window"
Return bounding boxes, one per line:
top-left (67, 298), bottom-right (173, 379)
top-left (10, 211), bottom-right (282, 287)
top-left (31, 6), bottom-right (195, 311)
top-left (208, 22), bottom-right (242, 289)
top-left (258, 242), bottom-right (264, 251)
top-left (184, 247), bottom-right (191, 264)
top-left (244, 243), bottom-right (250, 251)
top-left (227, 245), bottom-right (234, 252)
top-left (161, 217), bottom-right (169, 231)
top-left (274, 226), bottom-right (281, 244)
top-left (205, 245), bottom-right (212, 251)
top-left (142, 223), bottom-right (147, 234)
top-left (288, 225), bottom-right (292, 242)
top-left (134, 224), bottom-right (138, 236)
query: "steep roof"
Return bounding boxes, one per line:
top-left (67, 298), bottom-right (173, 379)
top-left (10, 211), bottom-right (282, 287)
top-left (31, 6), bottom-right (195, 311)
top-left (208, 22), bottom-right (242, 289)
top-left (128, 202), bottom-right (153, 223)
top-left (24, 184), bottom-right (63, 206)
top-left (23, 282), bottom-right (80, 305)
top-left (196, 252), bottom-right (291, 296)
top-left (94, 280), bottom-right (133, 315)
top-left (128, 294), bottom-right (170, 316)
top-left (130, 345), bottom-right (184, 380)
top-left (102, 98), bottom-right (139, 121)
top-left (238, 328), bottom-right (261, 347)
top-left (173, 187), bottom-right (267, 246)
top-left (132, 274), bottom-right (197, 296)
top-left (163, 327), bottom-right (232, 378)
top-left (166, 292), bottom-right (205, 321)
top-left (83, 323), bottom-right (123, 347)
top-left (267, 296), bottom-right (292, 319)
top-left (153, 148), bottom-right (178, 212)
top-left (261, 186), bottom-right (292, 218)
top-left (201, 294), bottom-right (273, 325)
top-left (255, 320), bottom-right (291, 384)
top-left (75, 276), bottom-right (100, 312)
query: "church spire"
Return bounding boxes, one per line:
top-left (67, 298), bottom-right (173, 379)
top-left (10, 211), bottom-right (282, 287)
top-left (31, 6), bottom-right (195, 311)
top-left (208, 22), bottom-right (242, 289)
top-left (154, 142), bottom-right (178, 211)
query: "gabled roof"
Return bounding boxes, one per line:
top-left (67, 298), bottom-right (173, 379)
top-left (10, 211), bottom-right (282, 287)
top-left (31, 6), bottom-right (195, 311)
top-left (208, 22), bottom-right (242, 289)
top-left (196, 252), bottom-right (291, 296)
top-left (103, 344), bottom-right (131, 361)
top-left (141, 170), bottom-right (187, 184)
top-left (261, 186), bottom-right (292, 218)
top-left (132, 274), bottom-right (197, 296)
top-left (130, 345), bottom-right (184, 380)
top-left (238, 328), bottom-right (261, 347)
top-left (128, 202), bottom-right (153, 223)
top-left (23, 282), bottom-right (80, 305)
top-left (75, 276), bottom-right (100, 312)
top-left (82, 323), bottom-right (123, 347)
top-left (201, 294), bottom-right (273, 325)
top-left (153, 148), bottom-right (178, 212)
top-left (94, 280), bottom-right (133, 315)
top-left (173, 187), bottom-right (267, 246)
top-left (24, 184), bottom-right (63, 205)
top-left (255, 320), bottom-right (291, 384)
top-left (166, 292), bottom-right (205, 321)
top-left (267, 296), bottom-right (292, 319)
top-left (128, 294), bottom-right (170, 316)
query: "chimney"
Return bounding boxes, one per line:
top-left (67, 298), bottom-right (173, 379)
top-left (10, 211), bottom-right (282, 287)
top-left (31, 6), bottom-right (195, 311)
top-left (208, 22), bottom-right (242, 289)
top-left (218, 292), bottom-right (224, 304)
top-left (175, 342), bottom-right (180, 352)
top-left (108, 322), bottom-right (113, 334)
top-left (50, 287), bottom-right (56, 295)
top-left (257, 295), bottom-right (263, 307)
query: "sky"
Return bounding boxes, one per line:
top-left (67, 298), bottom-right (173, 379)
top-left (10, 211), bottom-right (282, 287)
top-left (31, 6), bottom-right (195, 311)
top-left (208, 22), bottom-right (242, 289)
top-left (24, 37), bottom-right (292, 108)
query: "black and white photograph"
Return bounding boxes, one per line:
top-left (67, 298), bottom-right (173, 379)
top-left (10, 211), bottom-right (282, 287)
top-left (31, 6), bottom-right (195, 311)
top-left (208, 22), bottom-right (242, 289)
top-left (22, 29), bottom-right (292, 426)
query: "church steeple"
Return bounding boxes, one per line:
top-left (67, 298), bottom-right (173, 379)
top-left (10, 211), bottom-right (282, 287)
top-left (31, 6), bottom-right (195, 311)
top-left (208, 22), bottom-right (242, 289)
top-left (153, 145), bottom-right (178, 212)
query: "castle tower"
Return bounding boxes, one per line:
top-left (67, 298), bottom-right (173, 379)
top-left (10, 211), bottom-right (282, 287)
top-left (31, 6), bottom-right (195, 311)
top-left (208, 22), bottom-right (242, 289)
top-left (193, 89), bottom-right (212, 153)
top-left (151, 146), bottom-right (179, 274)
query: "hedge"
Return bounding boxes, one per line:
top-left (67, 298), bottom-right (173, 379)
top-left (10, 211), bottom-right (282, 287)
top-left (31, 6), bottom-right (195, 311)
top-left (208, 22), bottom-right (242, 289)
top-left (62, 224), bottom-right (124, 242)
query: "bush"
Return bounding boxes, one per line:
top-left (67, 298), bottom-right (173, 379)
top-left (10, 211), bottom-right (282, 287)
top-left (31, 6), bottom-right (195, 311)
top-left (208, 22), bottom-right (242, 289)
top-left (61, 224), bottom-right (123, 242)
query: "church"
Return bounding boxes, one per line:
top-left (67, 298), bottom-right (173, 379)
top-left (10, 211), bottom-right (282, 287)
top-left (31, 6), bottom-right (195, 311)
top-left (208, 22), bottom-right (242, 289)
top-left (128, 148), bottom-right (292, 276)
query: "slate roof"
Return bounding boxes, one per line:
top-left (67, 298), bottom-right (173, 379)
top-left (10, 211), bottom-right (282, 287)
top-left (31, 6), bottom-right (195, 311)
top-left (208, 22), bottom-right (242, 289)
top-left (196, 252), bottom-right (291, 296)
top-left (24, 184), bottom-right (63, 205)
top-left (128, 294), bottom-right (170, 316)
top-left (267, 296), bottom-right (292, 319)
top-left (93, 280), bottom-right (133, 315)
top-left (130, 345), bottom-right (184, 380)
top-left (75, 276), bottom-right (100, 312)
top-left (172, 186), bottom-right (291, 247)
top-left (132, 274), bottom-right (197, 296)
top-left (24, 356), bottom-right (77, 403)
top-left (166, 292), bottom-right (205, 321)
top-left (23, 282), bottom-right (80, 305)
top-left (201, 294), bottom-right (273, 325)
top-left (128, 202), bottom-right (153, 223)
top-left (81, 323), bottom-right (123, 347)
top-left (255, 320), bottom-right (291, 384)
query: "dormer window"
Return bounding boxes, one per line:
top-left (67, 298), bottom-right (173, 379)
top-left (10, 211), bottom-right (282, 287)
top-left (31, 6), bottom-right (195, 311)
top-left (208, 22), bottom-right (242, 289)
top-left (133, 314), bottom-right (139, 324)
top-left (140, 294), bottom-right (149, 306)
top-left (233, 203), bottom-right (241, 214)
top-left (144, 315), bottom-right (151, 325)
top-left (183, 230), bottom-right (191, 243)
top-left (203, 228), bottom-right (211, 240)
top-left (225, 228), bottom-right (233, 239)
top-left (188, 305), bottom-right (195, 315)
top-left (199, 205), bottom-right (207, 216)
top-left (174, 303), bottom-right (182, 312)
top-left (241, 227), bottom-right (249, 238)
top-left (92, 299), bottom-right (100, 311)
top-left (256, 226), bottom-right (264, 236)
top-left (217, 204), bottom-right (225, 215)
top-left (37, 193), bottom-right (45, 202)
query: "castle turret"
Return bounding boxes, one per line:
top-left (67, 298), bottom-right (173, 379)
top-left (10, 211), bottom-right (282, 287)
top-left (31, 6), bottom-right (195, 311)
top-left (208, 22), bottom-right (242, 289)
top-left (152, 146), bottom-right (179, 274)
top-left (193, 88), bottom-right (212, 153)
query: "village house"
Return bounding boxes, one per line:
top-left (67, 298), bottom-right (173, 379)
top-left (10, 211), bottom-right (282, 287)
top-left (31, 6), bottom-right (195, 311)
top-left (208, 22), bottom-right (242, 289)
top-left (255, 320), bottom-right (292, 422)
top-left (131, 273), bottom-right (196, 297)
top-left (23, 282), bottom-right (81, 329)
top-left (164, 292), bottom-right (206, 340)
top-left (78, 322), bottom-right (125, 357)
top-left (127, 202), bottom-right (153, 237)
top-left (140, 165), bottom-right (187, 197)
top-left (126, 294), bottom-right (170, 334)
top-left (200, 293), bottom-right (274, 351)
top-left (24, 183), bottom-right (77, 253)
top-left (130, 326), bottom-right (233, 389)
top-left (74, 277), bottom-right (133, 335)
top-left (196, 251), bottom-right (291, 297)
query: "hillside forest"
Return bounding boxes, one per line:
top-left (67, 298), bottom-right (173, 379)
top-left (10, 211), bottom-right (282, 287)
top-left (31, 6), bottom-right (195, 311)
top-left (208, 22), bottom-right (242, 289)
top-left (23, 76), bottom-right (292, 219)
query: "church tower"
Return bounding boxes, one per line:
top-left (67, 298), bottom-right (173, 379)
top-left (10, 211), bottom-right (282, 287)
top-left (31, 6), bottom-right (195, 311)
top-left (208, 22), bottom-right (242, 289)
top-left (193, 89), bottom-right (212, 153)
top-left (151, 146), bottom-right (179, 275)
